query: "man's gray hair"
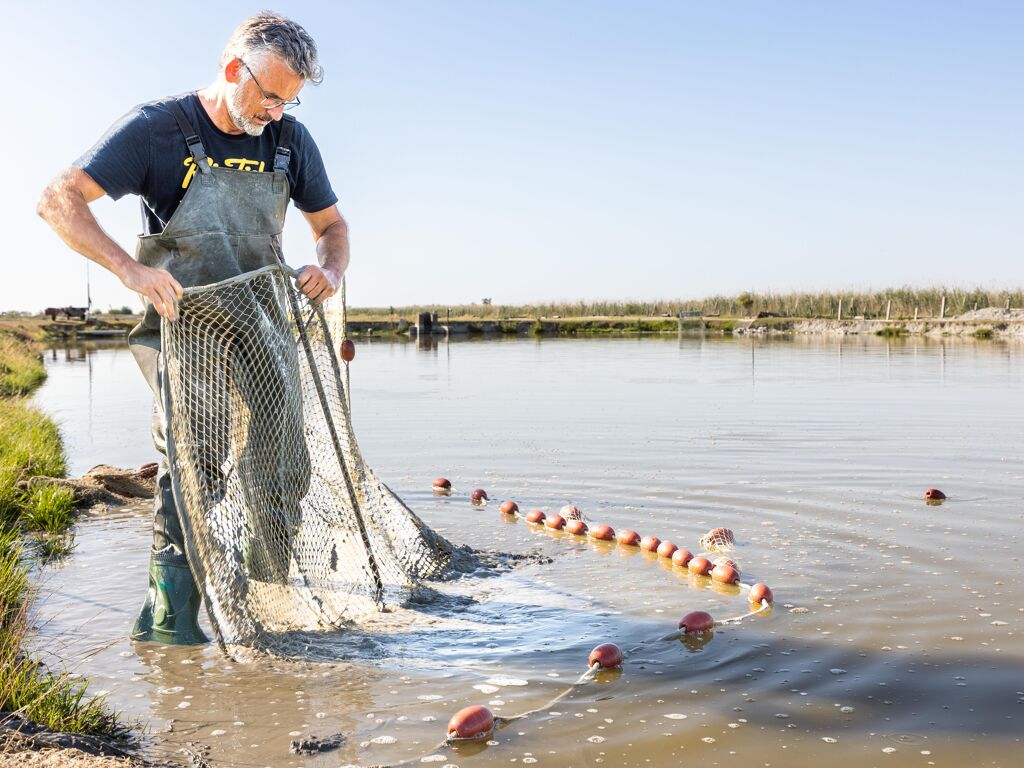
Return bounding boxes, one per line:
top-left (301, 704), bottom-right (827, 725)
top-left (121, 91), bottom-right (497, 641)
top-left (223, 11), bottom-right (323, 84)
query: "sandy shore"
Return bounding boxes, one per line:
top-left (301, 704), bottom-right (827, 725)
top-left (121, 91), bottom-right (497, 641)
top-left (0, 749), bottom-right (135, 768)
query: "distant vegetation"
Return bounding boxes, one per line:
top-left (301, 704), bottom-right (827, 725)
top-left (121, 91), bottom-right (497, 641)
top-left (350, 287), bottom-right (1023, 321)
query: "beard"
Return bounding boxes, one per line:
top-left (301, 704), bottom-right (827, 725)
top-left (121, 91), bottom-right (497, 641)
top-left (227, 83), bottom-right (272, 136)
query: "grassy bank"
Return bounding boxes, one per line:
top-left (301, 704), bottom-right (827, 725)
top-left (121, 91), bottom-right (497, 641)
top-left (0, 330), bottom-right (124, 742)
top-left (348, 286), bottom-right (1024, 322)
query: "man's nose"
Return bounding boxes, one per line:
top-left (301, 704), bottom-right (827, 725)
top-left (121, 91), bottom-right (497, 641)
top-left (269, 104), bottom-right (286, 120)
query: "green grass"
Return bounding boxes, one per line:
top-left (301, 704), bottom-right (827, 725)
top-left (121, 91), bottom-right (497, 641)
top-left (0, 332), bottom-right (123, 742)
top-left (972, 327), bottom-right (994, 339)
top-left (876, 326), bottom-right (909, 337)
top-left (0, 335), bottom-right (46, 396)
top-left (21, 484), bottom-right (76, 534)
top-left (0, 398), bottom-right (67, 480)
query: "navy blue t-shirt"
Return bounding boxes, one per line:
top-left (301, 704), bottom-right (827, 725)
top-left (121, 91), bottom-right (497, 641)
top-left (75, 92), bottom-right (338, 234)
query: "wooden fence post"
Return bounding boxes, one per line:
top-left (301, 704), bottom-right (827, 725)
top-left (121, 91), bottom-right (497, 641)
top-left (940, 295), bottom-right (946, 319)
top-left (837, 299), bottom-right (843, 321)
top-left (886, 300), bottom-right (891, 321)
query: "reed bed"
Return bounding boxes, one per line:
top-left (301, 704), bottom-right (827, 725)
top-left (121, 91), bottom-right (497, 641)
top-left (349, 287), bottom-right (1023, 321)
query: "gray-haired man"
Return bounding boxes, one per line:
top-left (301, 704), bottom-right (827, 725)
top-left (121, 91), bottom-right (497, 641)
top-left (38, 12), bottom-right (347, 644)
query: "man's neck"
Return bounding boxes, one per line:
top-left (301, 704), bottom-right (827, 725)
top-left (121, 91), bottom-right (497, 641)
top-left (196, 81), bottom-right (243, 135)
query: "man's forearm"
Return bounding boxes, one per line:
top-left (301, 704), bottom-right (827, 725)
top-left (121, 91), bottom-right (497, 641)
top-left (315, 218), bottom-right (349, 278)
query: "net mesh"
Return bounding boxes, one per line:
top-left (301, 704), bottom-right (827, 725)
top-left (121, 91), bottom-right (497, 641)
top-left (161, 265), bottom-right (455, 657)
top-left (699, 527), bottom-right (735, 553)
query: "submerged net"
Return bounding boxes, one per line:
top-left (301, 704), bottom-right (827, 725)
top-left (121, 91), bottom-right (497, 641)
top-left (161, 265), bottom-right (455, 657)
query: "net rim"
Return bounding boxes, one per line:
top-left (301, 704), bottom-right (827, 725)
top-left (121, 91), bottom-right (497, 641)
top-left (180, 263), bottom-right (297, 298)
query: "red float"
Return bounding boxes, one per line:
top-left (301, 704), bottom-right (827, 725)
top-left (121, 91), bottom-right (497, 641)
top-left (545, 514), bottom-right (566, 530)
top-left (640, 535), bottom-right (661, 552)
top-left (617, 530), bottom-right (641, 546)
top-left (588, 643), bottom-right (623, 669)
top-left (471, 489), bottom-right (489, 504)
top-left (500, 500), bottom-right (519, 515)
top-left (924, 488), bottom-right (946, 500)
top-left (687, 556), bottom-right (713, 575)
top-left (657, 540), bottom-right (678, 558)
top-left (432, 477), bottom-right (452, 492)
top-left (589, 524), bottom-right (615, 541)
top-left (749, 583), bottom-right (774, 605)
top-left (678, 610), bottom-right (715, 633)
top-left (565, 519), bottom-right (588, 535)
top-left (525, 509), bottom-right (546, 524)
top-left (340, 338), bottom-right (356, 362)
top-left (447, 705), bottom-right (494, 740)
top-left (711, 564), bottom-right (740, 584)
top-left (671, 548), bottom-right (694, 568)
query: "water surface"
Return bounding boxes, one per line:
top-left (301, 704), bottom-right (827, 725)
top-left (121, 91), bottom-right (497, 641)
top-left (32, 335), bottom-right (1024, 767)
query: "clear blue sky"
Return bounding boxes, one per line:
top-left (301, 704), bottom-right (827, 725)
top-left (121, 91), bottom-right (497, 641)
top-left (7, 1), bottom-right (1022, 312)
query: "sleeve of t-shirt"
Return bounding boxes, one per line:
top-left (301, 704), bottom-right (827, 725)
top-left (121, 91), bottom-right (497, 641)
top-left (73, 106), bottom-right (151, 201)
top-left (290, 124), bottom-right (339, 213)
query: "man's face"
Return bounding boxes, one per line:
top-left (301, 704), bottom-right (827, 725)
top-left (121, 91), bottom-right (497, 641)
top-left (227, 55), bottom-right (304, 136)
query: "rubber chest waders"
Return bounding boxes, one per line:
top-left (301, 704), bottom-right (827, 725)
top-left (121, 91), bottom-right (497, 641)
top-left (129, 100), bottom-right (295, 644)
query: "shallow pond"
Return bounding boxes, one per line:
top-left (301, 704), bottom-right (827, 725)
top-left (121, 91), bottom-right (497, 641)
top-left (32, 334), bottom-right (1024, 767)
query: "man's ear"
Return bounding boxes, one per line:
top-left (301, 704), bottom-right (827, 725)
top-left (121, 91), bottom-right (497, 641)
top-left (224, 57), bottom-right (244, 84)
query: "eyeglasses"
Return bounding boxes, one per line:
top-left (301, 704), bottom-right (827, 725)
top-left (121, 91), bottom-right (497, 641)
top-left (241, 61), bottom-right (301, 111)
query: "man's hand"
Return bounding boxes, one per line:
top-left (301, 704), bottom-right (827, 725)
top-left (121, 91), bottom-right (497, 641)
top-left (121, 261), bottom-right (184, 321)
top-left (295, 265), bottom-right (340, 304)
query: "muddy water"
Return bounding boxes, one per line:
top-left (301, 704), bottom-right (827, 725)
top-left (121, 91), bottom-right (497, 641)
top-left (32, 335), bottom-right (1024, 767)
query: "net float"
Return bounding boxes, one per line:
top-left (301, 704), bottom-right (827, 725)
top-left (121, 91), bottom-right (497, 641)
top-left (657, 540), bottom-right (678, 558)
top-left (671, 548), bottom-right (693, 568)
top-left (525, 509), bottom-right (546, 524)
top-left (617, 530), bottom-right (641, 546)
top-left (678, 610), bottom-right (715, 633)
top-left (560, 503), bottom-right (584, 521)
top-left (471, 489), bottom-right (489, 504)
top-left (588, 642), bottom-right (623, 670)
top-left (432, 477), bottom-right (452, 494)
top-left (687, 556), bottom-right (713, 575)
top-left (711, 563), bottom-right (740, 584)
top-left (565, 519), bottom-right (588, 535)
top-left (340, 338), bottom-right (356, 362)
top-left (139, 461), bottom-right (159, 479)
top-left (500, 500), bottom-right (519, 515)
top-left (923, 488), bottom-right (946, 500)
top-left (545, 514), bottom-right (566, 530)
top-left (447, 705), bottom-right (494, 741)
top-left (589, 524), bottom-right (615, 541)
top-left (639, 535), bottom-right (661, 552)
top-left (749, 583), bottom-right (774, 604)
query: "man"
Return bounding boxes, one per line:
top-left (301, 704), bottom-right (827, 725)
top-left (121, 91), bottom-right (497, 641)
top-left (37, 12), bottom-right (347, 644)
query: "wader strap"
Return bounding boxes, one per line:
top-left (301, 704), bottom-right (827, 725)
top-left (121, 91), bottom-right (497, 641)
top-left (167, 99), bottom-right (211, 174)
top-left (274, 115), bottom-right (295, 173)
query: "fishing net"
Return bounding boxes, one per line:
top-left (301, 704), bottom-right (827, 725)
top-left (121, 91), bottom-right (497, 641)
top-left (160, 264), bottom-right (455, 657)
top-left (699, 527), bottom-right (735, 553)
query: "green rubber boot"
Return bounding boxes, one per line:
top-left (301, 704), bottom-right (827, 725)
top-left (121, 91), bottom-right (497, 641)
top-left (131, 550), bottom-right (208, 644)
